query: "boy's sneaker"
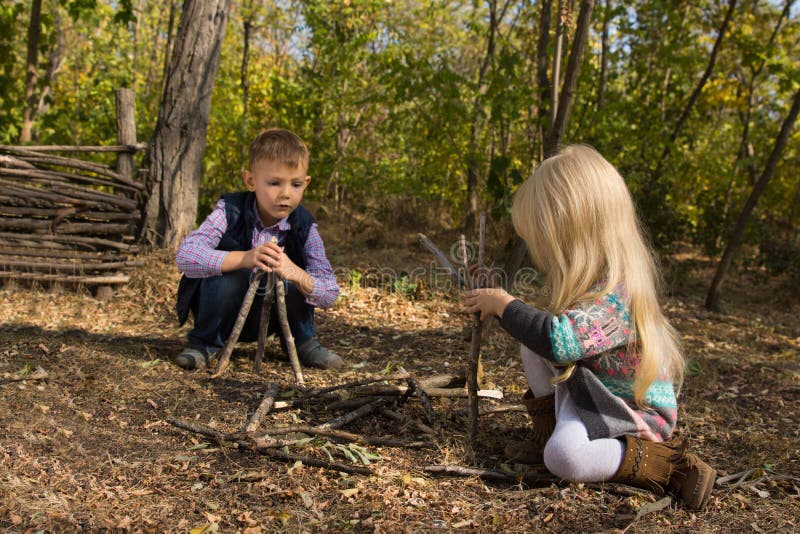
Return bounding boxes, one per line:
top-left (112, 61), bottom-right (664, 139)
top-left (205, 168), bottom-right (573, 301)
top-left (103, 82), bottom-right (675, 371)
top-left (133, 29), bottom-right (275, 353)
top-left (297, 339), bottom-right (344, 369)
top-left (171, 347), bottom-right (209, 370)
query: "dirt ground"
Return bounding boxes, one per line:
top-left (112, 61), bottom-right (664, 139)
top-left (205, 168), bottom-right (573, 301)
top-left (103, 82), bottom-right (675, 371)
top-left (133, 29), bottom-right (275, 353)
top-left (1, 209), bottom-right (799, 533)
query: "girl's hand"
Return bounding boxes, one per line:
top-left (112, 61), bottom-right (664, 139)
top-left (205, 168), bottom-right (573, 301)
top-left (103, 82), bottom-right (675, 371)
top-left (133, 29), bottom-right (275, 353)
top-left (463, 288), bottom-right (515, 321)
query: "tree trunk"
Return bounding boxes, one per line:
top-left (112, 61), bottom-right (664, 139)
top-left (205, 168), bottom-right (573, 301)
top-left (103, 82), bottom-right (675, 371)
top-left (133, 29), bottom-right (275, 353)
top-left (534, 0), bottom-right (552, 161)
top-left (506, 0), bottom-right (594, 280)
top-left (464, 0), bottom-right (508, 231)
top-left (241, 0), bottom-right (255, 132)
top-left (543, 0), bottom-right (594, 157)
top-left (596, 0), bottom-right (610, 112)
top-left (652, 0), bottom-right (737, 181)
top-left (706, 87), bottom-right (800, 311)
top-left (143, 0), bottom-right (231, 248)
top-left (549, 0), bottom-right (564, 130)
top-left (19, 0), bottom-right (42, 143)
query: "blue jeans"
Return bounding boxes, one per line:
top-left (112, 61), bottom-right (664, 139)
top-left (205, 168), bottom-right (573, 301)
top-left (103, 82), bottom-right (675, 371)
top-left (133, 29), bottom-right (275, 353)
top-left (187, 269), bottom-right (315, 354)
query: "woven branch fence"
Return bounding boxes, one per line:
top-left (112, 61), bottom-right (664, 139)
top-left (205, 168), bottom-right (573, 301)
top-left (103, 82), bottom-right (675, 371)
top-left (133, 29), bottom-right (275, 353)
top-left (0, 89), bottom-right (148, 296)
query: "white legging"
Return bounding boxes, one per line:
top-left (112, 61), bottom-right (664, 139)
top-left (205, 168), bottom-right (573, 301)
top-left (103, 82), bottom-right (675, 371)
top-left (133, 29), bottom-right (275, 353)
top-left (521, 346), bottom-right (625, 482)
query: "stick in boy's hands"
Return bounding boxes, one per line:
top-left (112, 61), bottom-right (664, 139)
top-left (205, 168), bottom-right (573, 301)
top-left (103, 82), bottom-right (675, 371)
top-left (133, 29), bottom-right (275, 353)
top-left (211, 270), bottom-right (265, 378)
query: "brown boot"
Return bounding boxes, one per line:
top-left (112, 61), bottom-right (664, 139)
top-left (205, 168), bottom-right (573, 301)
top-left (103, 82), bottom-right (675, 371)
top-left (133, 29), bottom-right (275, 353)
top-left (611, 435), bottom-right (716, 511)
top-left (504, 390), bottom-right (555, 464)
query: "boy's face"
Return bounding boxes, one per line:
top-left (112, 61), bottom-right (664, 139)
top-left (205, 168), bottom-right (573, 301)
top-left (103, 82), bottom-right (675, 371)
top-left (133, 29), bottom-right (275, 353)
top-left (243, 159), bottom-right (310, 227)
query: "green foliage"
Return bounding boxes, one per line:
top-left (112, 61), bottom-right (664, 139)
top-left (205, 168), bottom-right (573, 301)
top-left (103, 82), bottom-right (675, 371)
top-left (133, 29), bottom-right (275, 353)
top-left (392, 275), bottom-right (418, 299)
top-left (1, 0), bottom-right (798, 264)
top-left (346, 269), bottom-right (363, 293)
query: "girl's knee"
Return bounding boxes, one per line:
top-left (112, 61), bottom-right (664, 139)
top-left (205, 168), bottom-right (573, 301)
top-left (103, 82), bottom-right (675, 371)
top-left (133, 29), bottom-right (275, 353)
top-left (543, 439), bottom-right (583, 482)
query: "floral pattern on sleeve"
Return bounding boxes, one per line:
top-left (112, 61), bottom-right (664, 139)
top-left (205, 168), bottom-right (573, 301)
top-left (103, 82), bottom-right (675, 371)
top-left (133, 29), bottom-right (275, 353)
top-left (549, 287), bottom-right (633, 365)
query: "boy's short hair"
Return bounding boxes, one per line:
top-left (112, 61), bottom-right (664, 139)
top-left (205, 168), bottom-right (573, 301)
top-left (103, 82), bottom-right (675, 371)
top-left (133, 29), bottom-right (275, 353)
top-left (249, 128), bottom-right (309, 170)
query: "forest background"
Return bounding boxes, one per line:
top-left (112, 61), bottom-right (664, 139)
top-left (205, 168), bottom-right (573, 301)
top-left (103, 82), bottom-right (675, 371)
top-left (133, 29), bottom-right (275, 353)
top-left (2, 0), bottom-right (799, 303)
top-left (2, 2), bottom-right (800, 531)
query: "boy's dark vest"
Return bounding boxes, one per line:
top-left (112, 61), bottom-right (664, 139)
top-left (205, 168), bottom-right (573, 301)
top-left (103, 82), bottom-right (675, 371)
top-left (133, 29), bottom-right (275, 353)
top-left (176, 192), bottom-right (315, 325)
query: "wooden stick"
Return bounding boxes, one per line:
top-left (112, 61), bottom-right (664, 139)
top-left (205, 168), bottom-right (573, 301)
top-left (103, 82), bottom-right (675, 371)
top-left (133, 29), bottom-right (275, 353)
top-left (303, 369), bottom-right (411, 399)
top-left (0, 179), bottom-right (132, 211)
top-left (407, 377), bottom-right (435, 425)
top-left (165, 416), bottom-right (227, 441)
top-left (0, 217), bottom-right (131, 235)
top-left (324, 396), bottom-right (385, 412)
top-left (0, 366), bottom-right (48, 385)
top-left (357, 384), bottom-right (503, 399)
top-left (0, 164), bottom-right (142, 192)
top-left (254, 272), bottom-right (275, 374)
top-left (211, 270), bottom-right (265, 378)
top-left (256, 447), bottom-right (372, 476)
top-left (0, 155), bottom-right (37, 169)
top-left (0, 174), bottom-right (138, 209)
top-left (418, 233), bottom-right (464, 287)
top-left (164, 416), bottom-right (372, 476)
top-left (320, 398), bottom-right (388, 430)
top-left (0, 271), bottom-right (130, 284)
top-left (0, 231), bottom-right (133, 251)
top-left (0, 146), bottom-right (135, 184)
top-left (276, 278), bottom-right (304, 385)
top-left (115, 88), bottom-right (137, 182)
top-left (460, 233), bottom-right (483, 458)
top-left (0, 205), bottom-right (139, 221)
top-left (240, 425), bottom-right (429, 449)
top-left (0, 143), bottom-right (147, 153)
top-left (242, 382), bottom-right (280, 433)
top-left (0, 247), bottom-right (129, 261)
top-left (419, 371), bottom-right (466, 389)
top-left (477, 212), bottom-right (486, 267)
top-left (451, 404), bottom-right (526, 417)
top-left (0, 259), bottom-right (142, 272)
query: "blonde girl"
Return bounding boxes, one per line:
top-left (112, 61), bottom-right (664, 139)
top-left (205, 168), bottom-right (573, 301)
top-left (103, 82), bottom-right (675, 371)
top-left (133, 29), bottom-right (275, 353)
top-left (464, 145), bottom-right (715, 511)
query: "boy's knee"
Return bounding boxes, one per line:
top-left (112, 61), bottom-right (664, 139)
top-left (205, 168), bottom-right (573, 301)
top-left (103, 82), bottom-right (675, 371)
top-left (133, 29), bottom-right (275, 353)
top-left (203, 270), bottom-right (251, 298)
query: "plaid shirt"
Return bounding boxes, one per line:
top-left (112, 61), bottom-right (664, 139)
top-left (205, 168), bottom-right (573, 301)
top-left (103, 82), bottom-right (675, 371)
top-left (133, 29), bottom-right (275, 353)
top-left (176, 198), bottom-right (340, 309)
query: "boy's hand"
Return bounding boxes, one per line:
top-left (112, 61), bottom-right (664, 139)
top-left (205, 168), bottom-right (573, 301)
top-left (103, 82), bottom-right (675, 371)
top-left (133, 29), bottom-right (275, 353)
top-left (259, 241), bottom-right (303, 281)
top-left (463, 288), bottom-right (515, 321)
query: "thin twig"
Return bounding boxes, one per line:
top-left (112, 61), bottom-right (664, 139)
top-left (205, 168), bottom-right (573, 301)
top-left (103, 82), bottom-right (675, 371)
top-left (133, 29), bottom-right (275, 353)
top-left (164, 416), bottom-right (372, 476)
top-left (320, 398), bottom-right (388, 430)
top-left (460, 233), bottom-right (483, 459)
top-left (276, 278), bottom-right (304, 385)
top-left (478, 212), bottom-right (486, 267)
top-left (211, 270), bottom-right (265, 378)
top-left (0, 366), bottom-right (48, 385)
top-left (257, 447), bottom-right (372, 476)
top-left (239, 425), bottom-right (429, 448)
top-left (451, 403), bottom-right (526, 417)
top-left (407, 376), bottom-right (435, 426)
top-left (254, 272), bottom-right (275, 374)
top-left (303, 369), bottom-right (411, 398)
top-left (418, 233), bottom-right (464, 287)
top-left (242, 382), bottom-right (280, 433)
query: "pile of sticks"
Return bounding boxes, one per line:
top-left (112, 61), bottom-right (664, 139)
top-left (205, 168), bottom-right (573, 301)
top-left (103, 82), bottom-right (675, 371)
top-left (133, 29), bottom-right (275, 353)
top-left (163, 369), bottom-right (505, 476)
top-left (0, 144), bottom-right (145, 287)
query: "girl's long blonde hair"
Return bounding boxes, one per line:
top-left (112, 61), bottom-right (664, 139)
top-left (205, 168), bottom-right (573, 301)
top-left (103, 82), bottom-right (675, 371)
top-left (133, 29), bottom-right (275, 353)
top-left (511, 145), bottom-right (683, 405)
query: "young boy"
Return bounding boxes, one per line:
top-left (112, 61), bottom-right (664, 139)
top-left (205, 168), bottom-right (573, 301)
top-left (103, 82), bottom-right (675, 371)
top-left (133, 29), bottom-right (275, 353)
top-left (173, 128), bottom-right (343, 370)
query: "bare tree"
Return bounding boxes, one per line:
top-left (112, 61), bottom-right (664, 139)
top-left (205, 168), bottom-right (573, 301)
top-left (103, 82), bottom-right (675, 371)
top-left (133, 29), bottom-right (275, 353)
top-left (143, 0), bottom-right (232, 248)
top-left (542, 0), bottom-right (594, 158)
top-left (596, 0), bottom-right (611, 111)
top-left (505, 0), bottom-right (594, 280)
top-left (652, 0), bottom-right (737, 181)
top-left (706, 87), bottom-right (800, 311)
top-left (19, 0), bottom-right (42, 143)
